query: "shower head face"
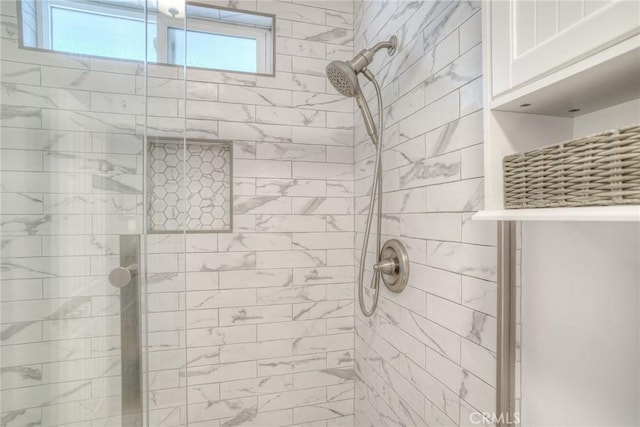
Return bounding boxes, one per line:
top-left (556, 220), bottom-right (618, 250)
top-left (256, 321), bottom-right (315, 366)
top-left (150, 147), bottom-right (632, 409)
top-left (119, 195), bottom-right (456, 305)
top-left (326, 61), bottom-right (358, 98)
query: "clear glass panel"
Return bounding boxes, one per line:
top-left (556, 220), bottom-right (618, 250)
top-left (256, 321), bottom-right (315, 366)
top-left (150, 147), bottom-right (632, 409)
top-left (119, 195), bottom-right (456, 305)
top-left (168, 28), bottom-right (257, 72)
top-left (1, 1), bottom-right (152, 425)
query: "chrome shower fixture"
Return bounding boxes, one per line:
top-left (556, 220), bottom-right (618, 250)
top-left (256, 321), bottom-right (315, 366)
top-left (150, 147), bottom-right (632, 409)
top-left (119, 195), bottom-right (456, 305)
top-left (325, 35), bottom-right (409, 317)
top-left (326, 36), bottom-right (397, 140)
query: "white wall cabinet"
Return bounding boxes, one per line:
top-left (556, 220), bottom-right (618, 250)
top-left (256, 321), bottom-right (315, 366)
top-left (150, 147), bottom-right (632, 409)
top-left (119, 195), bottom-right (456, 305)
top-left (491, 0), bottom-right (640, 97)
top-left (476, 0), bottom-right (640, 221)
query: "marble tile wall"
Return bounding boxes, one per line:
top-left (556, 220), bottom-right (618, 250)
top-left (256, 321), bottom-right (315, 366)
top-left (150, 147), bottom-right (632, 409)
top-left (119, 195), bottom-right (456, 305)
top-left (352, 2), bottom-right (497, 426)
top-left (1, 0), bottom-right (355, 426)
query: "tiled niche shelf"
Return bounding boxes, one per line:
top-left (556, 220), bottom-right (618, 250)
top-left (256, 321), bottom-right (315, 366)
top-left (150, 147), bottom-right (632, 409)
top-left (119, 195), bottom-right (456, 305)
top-left (147, 137), bottom-right (232, 233)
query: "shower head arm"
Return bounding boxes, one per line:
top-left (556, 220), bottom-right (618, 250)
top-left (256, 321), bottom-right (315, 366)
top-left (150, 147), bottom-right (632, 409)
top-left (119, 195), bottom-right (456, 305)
top-left (370, 37), bottom-right (397, 55)
top-left (348, 35), bottom-right (398, 73)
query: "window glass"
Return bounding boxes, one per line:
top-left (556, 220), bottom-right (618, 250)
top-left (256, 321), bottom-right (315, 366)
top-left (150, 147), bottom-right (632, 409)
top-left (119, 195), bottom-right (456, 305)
top-left (21, 0), bottom-right (273, 74)
top-left (50, 7), bottom-right (157, 62)
top-left (168, 28), bottom-right (257, 72)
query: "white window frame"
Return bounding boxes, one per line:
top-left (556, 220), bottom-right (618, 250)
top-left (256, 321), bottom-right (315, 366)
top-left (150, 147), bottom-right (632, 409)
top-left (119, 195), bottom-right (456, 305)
top-left (157, 13), bottom-right (272, 73)
top-left (37, 0), bottom-right (151, 55)
top-left (34, 0), bottom-right (273, 74)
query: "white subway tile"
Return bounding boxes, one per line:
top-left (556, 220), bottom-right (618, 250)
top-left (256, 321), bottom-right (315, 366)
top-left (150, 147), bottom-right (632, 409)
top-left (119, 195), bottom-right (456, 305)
top-left (427, 294), bottom-right (496, 352)
top-left (459, 11), bottom-right (482, 53)
top-left (187, 289), bottom-right (257, 310)
top-left (1, 61), bottom-right (40, 85)
top-left (42, 109), bottom-right (135, 133)
top-left (292, 232), bottom-right (353, 250)
top-left (277, 37), bottom-right (327, 59)
top-left (459, 77), bottom-right (483, 116)
top-left (188, 362), bottom-right (257, 386)
top-left (256, 215), bottom-right (326, 233)
top-left (219, 304), bottom-right (292, 327)
top-left (1, 380), bottom-right (92, 412)
top-left (461, 339), bottom-right (496, 387)
top-left (2, 339), bottom-right (92, 367)
top-left (461, 276), bottom-right (497, 317)
top-left (1, 105), bottom-right (41, 127)
top-left (294, 367), bottom-right (355, 389)
top-left (258, 319), bottom-right (326, 341)
top-left (293, 162), bottom-right (353, 181)
top-left (462, 211), bottom-right (496, 245)
top-left (258, 353), bottom-right (327, 376)
top-left (221, 374), bottom-right (294, 399)
top-left (259, 386), bottom-right (326, 412)
top-left (293, 266), bottom-right (354, 285)
top-left (398, 307), bottom-right (461, 363)
top-left (426, 110), bottom-right (483, 157)
top-left (235, 159), bottom-right (292, 178)
top-left (293, 300), bottom-right (354, 321)
top-left (42, 67), bottom-right (135, 94)
top-left (257, 284), bottom-right (326, 306)
top-left (256, 179), bottom-right (325, 197)
top-left (293, 126), bottom-right (353, 147)
top-left (326, 10), bottom-right (352, 30)
top-left (400, 92), bottom-right (459, 141)
top-left (218, 233), bottom-right (291, 252)
top-left (220, 339), bottom-right (293, 363)
top-left (182, 99), bottom-right (255, 121)
top-left (2, 83), bottom-right (90, 111)
top-left (187, 396), bottom-right (256, 422)
top-left (187, 325), bottom-right (256, 348)
top-left (219, 268), bottom-right (293, 289)
top-left (218, 85), bottom-right (291, 107)
top-left (400, 213), bottom-right (462, 241)
top-left (425, 178), bottom-right (484, 212)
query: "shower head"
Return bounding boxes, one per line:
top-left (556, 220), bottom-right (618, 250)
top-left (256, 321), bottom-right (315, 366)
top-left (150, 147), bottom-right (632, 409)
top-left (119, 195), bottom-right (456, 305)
top-left (326, 61), bottom-right (358, 98)
top-left (326, 35), bottom-right (398, 98)
top-left (325, 36), bottom-right (398, 140)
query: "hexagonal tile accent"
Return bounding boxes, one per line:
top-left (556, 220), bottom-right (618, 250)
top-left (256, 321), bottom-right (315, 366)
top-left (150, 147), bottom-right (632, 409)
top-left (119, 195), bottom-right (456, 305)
top-left (148, 139), bottom-right (231, 232)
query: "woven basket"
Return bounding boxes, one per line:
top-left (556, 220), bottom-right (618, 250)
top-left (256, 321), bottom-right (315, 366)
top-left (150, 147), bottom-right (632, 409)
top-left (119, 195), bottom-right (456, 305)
top-left (504, 124), bottom-right (640, 208)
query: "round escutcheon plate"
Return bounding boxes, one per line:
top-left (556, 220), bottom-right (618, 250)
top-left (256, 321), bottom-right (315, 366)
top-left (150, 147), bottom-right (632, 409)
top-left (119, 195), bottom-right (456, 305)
top-left (380, 239), bottom-right (409, 293)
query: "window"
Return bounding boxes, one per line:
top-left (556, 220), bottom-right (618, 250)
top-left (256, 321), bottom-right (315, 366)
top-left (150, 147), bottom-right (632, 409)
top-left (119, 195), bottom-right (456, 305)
top-left (168, 29), bottom-right (258, 72)
top-left (46, 5), bottom-right (157, 62)
top-left (19, 0), bottom-right (275, 74)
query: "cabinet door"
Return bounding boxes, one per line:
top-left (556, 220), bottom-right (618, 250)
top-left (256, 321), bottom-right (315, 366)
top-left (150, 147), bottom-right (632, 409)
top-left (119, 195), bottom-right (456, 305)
top-left (491, 0), bottom-right (640, 97)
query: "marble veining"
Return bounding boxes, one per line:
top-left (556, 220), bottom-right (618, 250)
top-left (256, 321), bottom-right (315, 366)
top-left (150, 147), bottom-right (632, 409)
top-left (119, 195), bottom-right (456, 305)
top-left (399, 158), bottom-right (460, 189)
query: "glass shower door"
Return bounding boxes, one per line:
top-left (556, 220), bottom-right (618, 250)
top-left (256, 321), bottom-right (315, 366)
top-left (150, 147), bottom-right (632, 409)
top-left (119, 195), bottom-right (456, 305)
top-left (0, 1), bottom-right (151, 425)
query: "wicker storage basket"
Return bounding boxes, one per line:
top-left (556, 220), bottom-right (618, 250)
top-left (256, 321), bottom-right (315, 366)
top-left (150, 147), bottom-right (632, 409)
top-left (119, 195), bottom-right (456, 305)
top-left (503, 124), bottom-right (640, 209)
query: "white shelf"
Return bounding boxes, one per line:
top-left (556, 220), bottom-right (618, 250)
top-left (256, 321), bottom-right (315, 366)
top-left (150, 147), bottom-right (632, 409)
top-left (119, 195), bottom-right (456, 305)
top-left (473, 206), bottom-right (640, 222)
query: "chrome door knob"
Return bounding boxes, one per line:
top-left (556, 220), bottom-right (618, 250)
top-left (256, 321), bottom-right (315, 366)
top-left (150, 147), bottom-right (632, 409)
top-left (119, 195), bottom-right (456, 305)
top-left (109, 264), bottom-right (138, 288)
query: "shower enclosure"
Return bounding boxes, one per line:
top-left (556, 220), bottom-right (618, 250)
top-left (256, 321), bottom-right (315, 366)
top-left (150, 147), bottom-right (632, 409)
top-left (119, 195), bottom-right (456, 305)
top-left (3, 0), bottom-right (498, 426)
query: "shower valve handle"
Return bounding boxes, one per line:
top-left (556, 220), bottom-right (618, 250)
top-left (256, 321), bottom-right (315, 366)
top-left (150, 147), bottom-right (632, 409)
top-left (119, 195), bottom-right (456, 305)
top-left (373, 258), bottom-right (397, 275)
